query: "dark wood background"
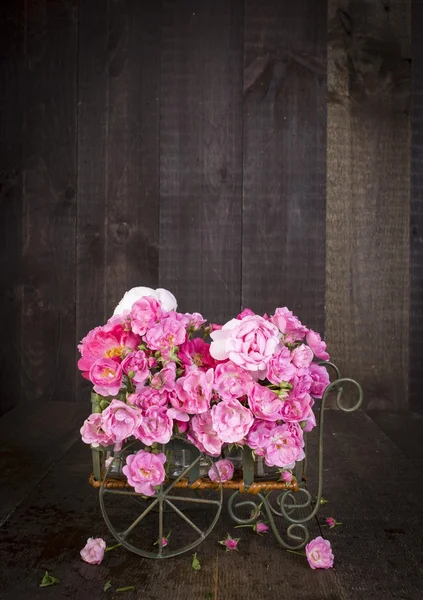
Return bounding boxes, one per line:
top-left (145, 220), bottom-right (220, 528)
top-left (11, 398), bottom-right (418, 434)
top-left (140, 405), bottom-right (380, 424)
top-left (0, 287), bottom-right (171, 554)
top-left (0, 0), bottom-right (417, 416)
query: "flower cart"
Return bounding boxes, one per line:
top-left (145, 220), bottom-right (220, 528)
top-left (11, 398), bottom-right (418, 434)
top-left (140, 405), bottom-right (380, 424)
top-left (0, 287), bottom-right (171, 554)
top-left (81, 287), bottom-right (363, 559)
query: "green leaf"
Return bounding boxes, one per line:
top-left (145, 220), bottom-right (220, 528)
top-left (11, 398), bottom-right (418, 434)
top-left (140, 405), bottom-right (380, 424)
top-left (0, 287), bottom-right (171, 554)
top-left (103, 581), bottom-right (112, 592)
top-left (192, 552), bottom-right (201, 571)
top-left (320, 497), bottom-right (329, 504)
top-left (116, 586), bottom-right (136, 592)
top-left (39, 571), bottom-right (60, 587)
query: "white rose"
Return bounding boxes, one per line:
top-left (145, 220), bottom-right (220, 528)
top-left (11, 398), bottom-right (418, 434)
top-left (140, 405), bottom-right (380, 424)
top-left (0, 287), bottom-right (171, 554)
top-left (209, 318), bottom-right (240, 360)
top-left (113, 287), bottom-right (177, 315)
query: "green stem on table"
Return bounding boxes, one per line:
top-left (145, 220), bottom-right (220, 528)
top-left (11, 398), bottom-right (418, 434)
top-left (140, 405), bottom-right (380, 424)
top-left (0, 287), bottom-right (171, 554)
top-left (105, 543), bottom-right (121, 552)
top-left (286, 550), bottom-right (306, 557)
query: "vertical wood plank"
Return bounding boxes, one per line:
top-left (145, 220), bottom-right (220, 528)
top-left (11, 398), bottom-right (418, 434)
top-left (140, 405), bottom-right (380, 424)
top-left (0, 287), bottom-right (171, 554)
top-left (411, 0), bottom-right (423, 412)
top-left (104, 0), bottom-right (160, 315)
top-left (0, 1), bottom-right (24, 415)
top-left (76, 0), bottom-right (108, 398)
top-left (160, 0), bottom-right (243, 323)
top-left (242, 0), bottom-right (327, 331)
top-left (327, 0), bottom-right (410, 409)
top-left (77, 0), bottom-right (160, 402)
top-left (22, 0), bottom-right (78, 403)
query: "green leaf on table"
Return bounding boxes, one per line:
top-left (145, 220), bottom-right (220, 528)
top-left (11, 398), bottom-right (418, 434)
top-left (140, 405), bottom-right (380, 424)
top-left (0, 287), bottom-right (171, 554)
top-left (103, 581), bottom-right (112, 592)
top-left (40, 571), bottom-right (60, 587)
top-left (116, 585), bottom-right (136, 592)
top-left (320, 497), bottom-right (329, 504)
top-left (192, 552), bottom-right (201, 571)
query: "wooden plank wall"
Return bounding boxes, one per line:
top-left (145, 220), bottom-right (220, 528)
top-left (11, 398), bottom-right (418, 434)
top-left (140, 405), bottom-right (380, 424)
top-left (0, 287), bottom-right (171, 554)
top-left (327, 0), bottom-right (410, 410)
top-left (0, 0), bottom-right (416, 415)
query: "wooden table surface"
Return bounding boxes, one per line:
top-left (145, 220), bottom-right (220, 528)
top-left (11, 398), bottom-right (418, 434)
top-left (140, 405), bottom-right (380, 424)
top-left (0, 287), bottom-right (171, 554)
top-left (0, 404), bottom-right (422, 600)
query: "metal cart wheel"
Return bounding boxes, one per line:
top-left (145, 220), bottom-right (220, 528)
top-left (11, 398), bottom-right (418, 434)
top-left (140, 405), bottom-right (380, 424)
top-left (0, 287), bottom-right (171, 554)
top-left (99, 441), bottom-right (223, 558)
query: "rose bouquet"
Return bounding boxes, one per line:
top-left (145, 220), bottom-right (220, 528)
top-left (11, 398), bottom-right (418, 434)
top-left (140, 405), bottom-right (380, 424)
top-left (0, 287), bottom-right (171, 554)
top-left (79, 287), bottom-right (331, 494)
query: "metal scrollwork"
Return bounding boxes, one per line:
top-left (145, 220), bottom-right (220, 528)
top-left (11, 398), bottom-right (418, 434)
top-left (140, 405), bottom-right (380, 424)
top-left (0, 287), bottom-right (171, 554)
top-left (228, 362), bottom-right (363, 549)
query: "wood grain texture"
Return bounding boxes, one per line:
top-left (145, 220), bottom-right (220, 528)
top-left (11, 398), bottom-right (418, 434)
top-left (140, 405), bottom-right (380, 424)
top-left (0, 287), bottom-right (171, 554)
top-left (3, 409), bottom-right (423, 598)
top-left (21, 0), bottom-right (78, 403)
top-left (103, 0), bottom-right (160, 316)
top-left (76, 0), bottom-right (109, 386)
top-left (326, 0), bottom-right (411, 409)
top-left (313, 411), bottom-right (423, 599)
top-left (411, 0), bottom-right (423, 412)
top-left (0, 1), bottom-right (24, 416)
top-left (242, 0), bottom-right (327, 331)
top-left (159, 0), bottom-right (243, 322)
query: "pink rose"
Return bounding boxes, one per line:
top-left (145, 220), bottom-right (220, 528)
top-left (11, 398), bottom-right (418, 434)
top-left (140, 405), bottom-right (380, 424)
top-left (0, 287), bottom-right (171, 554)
top-left (89, 357), bottom-right (123, 396)
top-left (284, 421), bottom-right (305, 447)
top-left (145, 315), bottom-right (186, 356)
top-left (127, 388), bottom-right (167, 410)
top-left (101, 399), bottom-right (141, 443)
top-left (150, 361), bottom-right (177, 392)
top-left (80, 413), bottom-right (114, 447)
top-left (174, 311), bottom-right (206, 330)
top-left (80, 537), bottom-right (106, 565)
top-left (281, 470), bottom-right (293, 483)
top-left (122, 449), bottom-right (166, 496)
top-left (167, 407), bottom-right (190, 422)
top-left (178, 338), bottom-right (215, 371)
top-left (219, 535), bottom-right (240, 551)
top-left (211, 398), bottom-right (254, 443)
top-left (130, 296), bottom-right (163, 336)
top-left (210, 316), bottom-right (281, 374)
top-left (246, 419), bottom-right (274, 456)
top-left (255, 522), bottom-right (269, 534)
top-left (188, 410), bottom-right (223, 456)
top-left (247, 383), bottom-right (284, 421)
top-left (302, 404), bottom-right (317, 432)
top-left (279, 395), bottom-right (312, 423)
top-left (271, 307), bottom-right (308, 343)
top-left (78, 325), bottom-right (139, 376)
top-left (175, 419), bottom-right (189, 433)
top-left (174, 368), bottom-right (214, 414)
top-left (291, 344), bottom-right (314, 369)
top-left (305, 537), bottom-right (334, 569)
top-left (121, 350), bottom-right (150, 386)
top-left (306, 330), bottom-right (330, 361)
top-left (266, 346), bottom-right (296, 385)
top-left (289, 368), bottom-right (313, 400)
top-left (308, 363), bottom-right (330, 399)
top-left (264, 424), bottom-right (305, 468)
top-left (208, 458), bottom-right (234, 482)
top-left (237, 308), bottom-right (255, 319)
top-left (213, 361), bottom-right (254, 400)
top-left (134, 406), bottom-right (173, 445)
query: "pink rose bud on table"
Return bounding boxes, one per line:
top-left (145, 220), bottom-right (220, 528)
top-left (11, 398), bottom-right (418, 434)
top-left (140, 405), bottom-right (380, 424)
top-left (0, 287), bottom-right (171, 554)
top-left (305, 536), bottom-right (334, 569)
top-left (255, 522), bottom-right (269, 534)
top-left (80, 537), bottom-right (106, 565)
top-left (208, 459), bottom-right (234, 483)
top-left (219, 534), bottom-right (240, 551)
top-left (325, 517), bottom-right (342, 528)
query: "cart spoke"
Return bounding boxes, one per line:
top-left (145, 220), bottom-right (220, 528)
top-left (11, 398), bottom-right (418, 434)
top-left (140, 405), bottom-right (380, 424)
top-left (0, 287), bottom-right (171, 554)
top-left (165, 494), bottom-right (221, 506)
top-left (120, 496), bottom-right (160, 538)
top-left (158, 498), bottom-right (164, 557)
top-left (103, 489), bottom-right (149, 497)
top-left (164, 499), bottom-right (203, 535)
